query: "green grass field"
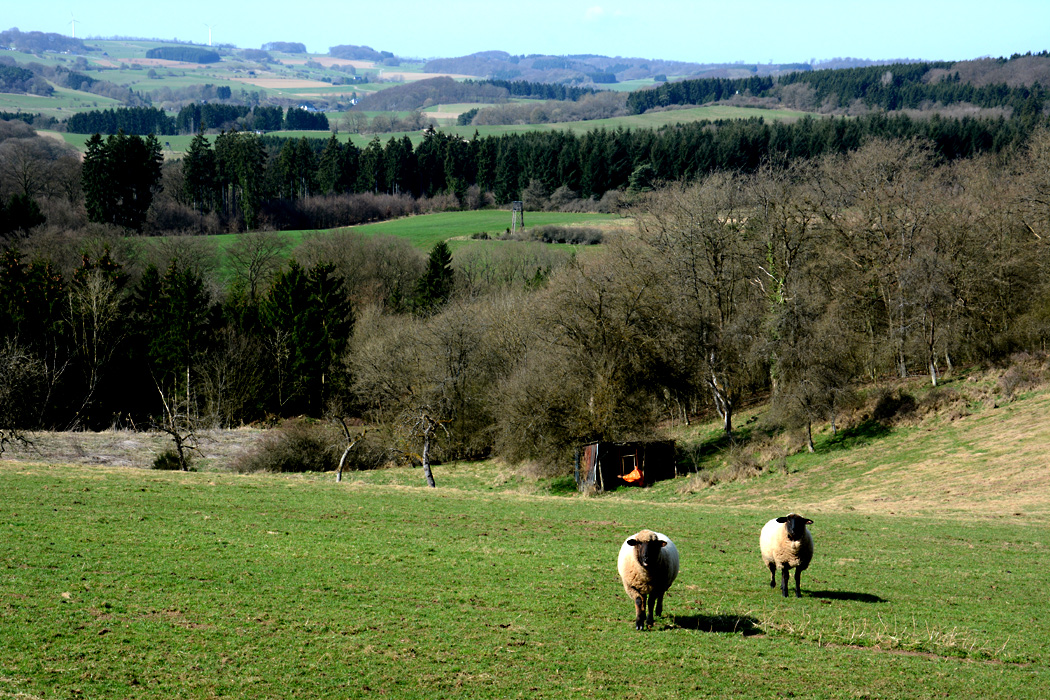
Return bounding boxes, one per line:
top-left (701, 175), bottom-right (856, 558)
top-left (2, 379), bottom-right (1049, 698)
top-left (142, 211), bottom-right (622, 271)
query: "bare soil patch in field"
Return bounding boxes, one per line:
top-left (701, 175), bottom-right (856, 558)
top-left (118, 58), bottom-right (210, 68)
top-left (230, 77), bottom-right (331, 89)
top-left (378, 70), bottom-right (476, 81)
top-left (422, 109), bottom-right (465, 120)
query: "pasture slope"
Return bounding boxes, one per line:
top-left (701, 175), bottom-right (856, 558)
top-left (1, 379), bottom-right (1048, 698)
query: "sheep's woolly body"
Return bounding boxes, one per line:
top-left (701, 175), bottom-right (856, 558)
top-left (760, 521), bottom-right (813, 570)
top-left (760, 514), bottom-right (813, 598)
top-left (617, 530), bottom-right (679, 629)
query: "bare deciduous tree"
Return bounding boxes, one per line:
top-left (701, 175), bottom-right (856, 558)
top-left (637, 174), bottom-right (765, 436)
top-left (225, 230), bottom-right (290, 301)
top-left (66, 269), bottom-right (127, 427)
top-left (151, 373), bottom-right (202, 471)
top-left (0, 339), bottom-right (44, 455)
top-left (398, 406), bottom-right (448, 487)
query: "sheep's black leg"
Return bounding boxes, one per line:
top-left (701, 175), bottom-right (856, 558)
top-left (794, 568), bottom-right (803, 598)
top-left (780, 565), bottom-right (790, 597)
top-left (632, 593), bottom-right (647, 630)
top-left (654, 591), bottom-right (664, 618)
top-left (646, 595), bottom-right (656, 628)
top-left (768, 561), bottom-right (777, 589)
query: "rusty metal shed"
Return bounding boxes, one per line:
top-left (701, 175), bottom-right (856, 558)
top-left (574, 440), bottom-right (677, 492)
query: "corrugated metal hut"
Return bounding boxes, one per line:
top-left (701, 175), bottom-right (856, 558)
top-left (574, 440), bottom-right (677, 492)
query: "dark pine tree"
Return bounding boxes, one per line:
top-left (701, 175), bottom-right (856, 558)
top-left (413, 240), bottom-right (455, 315)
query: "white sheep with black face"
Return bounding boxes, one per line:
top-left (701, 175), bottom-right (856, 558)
top-left (617, 530), bottom-right (679, 630)
top-left (760, 513), bottom-right (814, 598)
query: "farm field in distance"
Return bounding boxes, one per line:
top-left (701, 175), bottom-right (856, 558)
top-left (44, 104), bottom-right (810, 159)
top-left (3, 37), bottom-right (818, 158)
top-left (2, 374), bottom-right (1049, 698)
top-left (139, 210), bottom-right (623, 265)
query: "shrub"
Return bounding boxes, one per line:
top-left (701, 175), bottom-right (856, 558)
top-left (233, 419), bottom-right (341, 473)
top-left (871, 388), bottom-right (917, 422)
top-left (998, 352), bottom-right (1048, 398)
top-left (502, 225), bottom-right (604, 245)
top-left (336, 433), bottom-right (395, 471)
top-left (152, 449), bottom-right (190, 470)
top-left (677, 445), bottom-right (764, 492)
top-left (917, 386), bottom-right (967, 418)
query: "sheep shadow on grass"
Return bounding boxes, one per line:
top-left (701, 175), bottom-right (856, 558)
top-left (808, 590), bottom-right (887, 603)
top-left (671, 614), bottom-right (763, 636)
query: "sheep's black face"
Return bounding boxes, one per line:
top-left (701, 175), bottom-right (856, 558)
top-left (632, 539), bottom-right (666, 569)
top-left (777, 514), bottom-right (813, 541)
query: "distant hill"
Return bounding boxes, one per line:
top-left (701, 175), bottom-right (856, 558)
top-left (0, 28), bottom-right (87, 54)
top-left (329, 44), bottom-right (398, 64)
top-left (422, 50), bottom-right (817, 84)
top-left (945, 53), bottom-right (1050, 87)
top-left (262, 42), bottom-right (305, 54)
top-left (627, 54), bottom-right (1050, 117)
top-left (355, 76), bottom-right (508, 111)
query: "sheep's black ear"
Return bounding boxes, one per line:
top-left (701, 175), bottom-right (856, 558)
top-left (805, 519), bottom-right (813, 525)
top-left (626, 539), bottom-right (639, 547)
top-left (776, 516), bottom-right (789, 523)
top-left (659, 540), bottom-right (668, 548)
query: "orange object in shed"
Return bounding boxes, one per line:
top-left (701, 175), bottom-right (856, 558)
top-left (574, 440), bottom-right (677, 492)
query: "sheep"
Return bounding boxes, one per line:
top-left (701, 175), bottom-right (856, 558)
top-left (617, 530), bottom-right (679, 630)
top-left (760, 513), bottom-right (814, 598)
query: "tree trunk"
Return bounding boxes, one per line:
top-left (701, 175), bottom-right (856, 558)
top-left (336, 444), bottom-right (351, 483)
top-left (421, 432), bottom-right (436, 488)
top-left (806, 421), bottom-right (815, 453)
top-left (710, 368), bottom-right (733, 437)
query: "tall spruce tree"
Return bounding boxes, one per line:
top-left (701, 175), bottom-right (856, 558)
top-left (182, 130), bottom-right (217, 216)
top-left (81, 131), bottom-right (163, 231)
top-left (413, 241), bottom-right (454, 315)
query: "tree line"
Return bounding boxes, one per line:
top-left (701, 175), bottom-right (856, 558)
top-left (65, 103), bottom-right (331, 135)
top-left (166, 112), bottom-right (1041, 232)
top-left (67, 107), bottom-right (176, 136)
top-left (144, 46), bottom-right (221, 64)
top-left (3, 132), bottom-right (1049, 469)
top-left (0, 64), bottom-right (51, 96)
top-left (466, 78), bottom-right (599, 101)
top-left (626, 60), bottom-right (1050, 117)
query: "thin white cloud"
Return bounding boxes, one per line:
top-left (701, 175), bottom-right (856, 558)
top-left (584, 6), bottom-right (606, 21)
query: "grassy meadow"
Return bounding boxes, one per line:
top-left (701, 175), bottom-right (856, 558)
top-left (2, 375), bottom-right (1049, 698)
top-left (142, 210), bottom-right (623, 264)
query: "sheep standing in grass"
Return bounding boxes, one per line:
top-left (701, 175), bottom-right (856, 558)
top-left (617, 530), bottom-right (679, 630)
top-left (760, 513), bottom-right (814, 598)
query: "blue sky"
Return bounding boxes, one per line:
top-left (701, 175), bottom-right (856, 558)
top-left (6, 1), bottom-right (1049, 64)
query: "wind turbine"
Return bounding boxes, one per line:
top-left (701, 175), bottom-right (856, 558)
top-left (70, 13), bottom-right (78, 39)
top-left (204, 23), bottom-right (217, 47)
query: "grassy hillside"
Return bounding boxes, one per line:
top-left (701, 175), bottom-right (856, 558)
top-left (2, 374), bottom-right (1048, 698)
top-left (666, 372), bottom-right (1050, 519)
